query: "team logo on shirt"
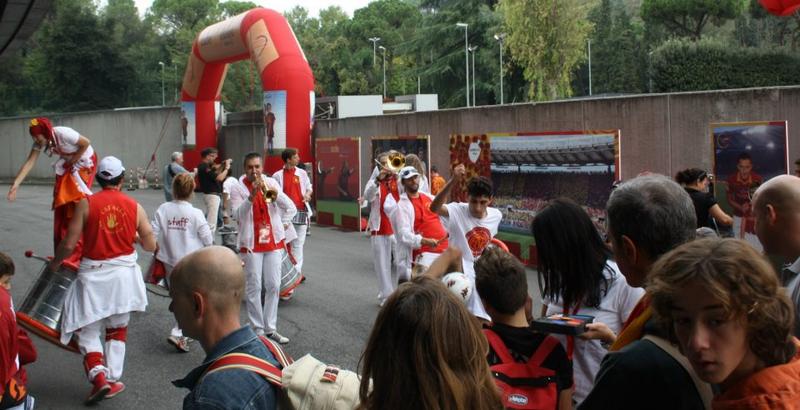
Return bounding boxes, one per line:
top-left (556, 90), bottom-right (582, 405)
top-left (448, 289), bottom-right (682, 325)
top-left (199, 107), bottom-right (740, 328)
top-left (100, 205), bottom-right (127, 232)
top-left (294, 176), bottom-right (300, 184)
top-left (465, 227), bottom-right (491, 257)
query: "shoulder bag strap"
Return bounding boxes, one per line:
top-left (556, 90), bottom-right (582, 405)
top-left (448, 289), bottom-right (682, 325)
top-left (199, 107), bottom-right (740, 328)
top-left (528, 336), bottom-right (560, 367)
top-left (642, 334), bottom-right (713, 409)
top-left (199, 352), bottom-right (283, 387)
top-left (483, 328), bottom-right (515, 364)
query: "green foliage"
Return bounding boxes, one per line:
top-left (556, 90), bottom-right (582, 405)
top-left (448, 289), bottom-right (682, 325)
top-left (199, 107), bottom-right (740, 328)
top-left (651, 38), bottom-right (800, 92)
top-left (498, 0), bottom-right (592, 101)
top-left (641, 0), bottom-right (745, 40)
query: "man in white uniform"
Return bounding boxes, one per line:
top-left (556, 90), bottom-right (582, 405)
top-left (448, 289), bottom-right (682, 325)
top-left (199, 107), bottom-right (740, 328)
top-left (272, 148), bottom-right (312, 279)
top-left (430, 164), bottom-right (502, 320)
top-left (229, 152), bottom-right (296, 344)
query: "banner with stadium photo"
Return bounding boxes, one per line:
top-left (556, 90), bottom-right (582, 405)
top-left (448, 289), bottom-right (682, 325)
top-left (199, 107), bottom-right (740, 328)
top-left (370, 135), bottom-right (431, 186)
top-left (449, 134), bottom-right (492, 203)
top-left (711, 121), bottom-right (788, 251)
top-left (489, 131), bottom-right (621, 265)
top-left (314, 137), bottom-right (361, 231)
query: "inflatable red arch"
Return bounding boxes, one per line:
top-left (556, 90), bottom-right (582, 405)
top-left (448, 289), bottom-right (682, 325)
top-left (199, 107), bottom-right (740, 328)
top-left (180, 7), bottom-right (315, 169)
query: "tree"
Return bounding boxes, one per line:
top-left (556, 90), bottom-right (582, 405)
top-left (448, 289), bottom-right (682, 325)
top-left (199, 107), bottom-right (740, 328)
top-left (498, 0), bottom-right (591, 101)
top-left (641, 0), bottom-right (746, 40)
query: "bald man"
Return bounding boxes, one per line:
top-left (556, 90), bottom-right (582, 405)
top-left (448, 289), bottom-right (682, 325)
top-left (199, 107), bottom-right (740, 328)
top-left (753, 175), bottom-right (800, 338)
top-left (171, 246), bottom-right (282, 409)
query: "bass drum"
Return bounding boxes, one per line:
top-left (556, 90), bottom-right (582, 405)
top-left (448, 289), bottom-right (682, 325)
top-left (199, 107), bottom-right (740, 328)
top-left (280, 248), bottom-right (302, 297)
top-left (16, 261), bottom-right (79, 354)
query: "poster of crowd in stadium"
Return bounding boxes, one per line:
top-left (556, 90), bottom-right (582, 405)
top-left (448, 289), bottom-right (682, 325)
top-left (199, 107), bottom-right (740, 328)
top-left (449, 131), bottom-right (620, 263)
top-left (370, 135), bottom-right (430, 169)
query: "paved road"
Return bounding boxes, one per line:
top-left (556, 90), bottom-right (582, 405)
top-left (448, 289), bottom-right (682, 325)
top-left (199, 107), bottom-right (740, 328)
top-left (0, 184), bottom-right (540, 409)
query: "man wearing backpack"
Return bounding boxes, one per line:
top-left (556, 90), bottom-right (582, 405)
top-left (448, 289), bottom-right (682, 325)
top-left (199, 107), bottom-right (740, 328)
top-left (475, 246), bottom-right (574, 410)
top-left (171, 246), bottom-right (283, 409)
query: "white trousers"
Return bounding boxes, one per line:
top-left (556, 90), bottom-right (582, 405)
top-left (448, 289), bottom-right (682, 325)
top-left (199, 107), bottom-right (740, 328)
top-left (733, 216), bottom-right (762, 252)
top-left (76, 313), bottom-right (129, 382)
top-left (372, 235), bottom-right (399, 303)
top-left (289, 223), bottom-right (308, 273)
top-left (242, 250), bottom-right (282, 334)
top-left (203, 193), bottom-right (221, 233)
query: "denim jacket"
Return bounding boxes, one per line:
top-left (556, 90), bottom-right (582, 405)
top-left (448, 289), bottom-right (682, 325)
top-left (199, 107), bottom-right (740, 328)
top-left (173, 327), bottom-right (279, 410)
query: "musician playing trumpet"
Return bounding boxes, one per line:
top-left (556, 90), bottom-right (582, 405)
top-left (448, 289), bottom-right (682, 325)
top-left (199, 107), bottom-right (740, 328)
top-left (229, 152), bottom-right (296, 344)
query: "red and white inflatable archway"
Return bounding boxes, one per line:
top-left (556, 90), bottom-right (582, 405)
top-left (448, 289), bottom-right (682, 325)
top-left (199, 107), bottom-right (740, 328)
top-left (180, 7), bottom-right (315, 169)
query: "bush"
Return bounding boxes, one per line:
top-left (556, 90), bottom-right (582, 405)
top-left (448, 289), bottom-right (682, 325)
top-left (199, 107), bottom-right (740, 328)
top-left (651, 38), bottom-right (800, 92)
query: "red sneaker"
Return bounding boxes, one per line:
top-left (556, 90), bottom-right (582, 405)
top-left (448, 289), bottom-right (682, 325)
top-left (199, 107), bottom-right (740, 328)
top-left (105, 382), bottom-right (125, 399)
top-left (85, 374), bottom-right (111, 405)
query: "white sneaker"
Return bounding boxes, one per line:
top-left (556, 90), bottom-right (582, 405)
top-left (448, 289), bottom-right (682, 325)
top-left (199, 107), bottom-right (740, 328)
top-left (267, 332), bottom-right (289, 344)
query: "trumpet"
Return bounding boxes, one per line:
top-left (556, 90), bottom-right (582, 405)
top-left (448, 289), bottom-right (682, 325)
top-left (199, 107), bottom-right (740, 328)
top-left (263, 188), bottom-right (278, 203)
top-left (374, 152), bottom-right (406, 173)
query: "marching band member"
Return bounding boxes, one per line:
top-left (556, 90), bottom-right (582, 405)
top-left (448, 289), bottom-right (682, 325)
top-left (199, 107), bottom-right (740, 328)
top-left (48, 156), bottom-right (156, 405)
top-left (363, 152), bottom-right (401, 306)
top-left (430, 164), bottom-right (502, 321)
top-left (229, 152), bottom-right (296, 344)
top-left (392, 166), bottom-right (449, 279)
top-left (8, 117), bottom-right (97, 270)
top-left (151, 173), bottom-right (213, 352)
top-left (272, 148), bottom-right (312, 279)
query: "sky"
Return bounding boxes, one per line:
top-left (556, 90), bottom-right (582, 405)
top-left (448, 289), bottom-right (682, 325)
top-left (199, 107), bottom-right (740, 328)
top-left (131, 0), bottom-right (375, 18)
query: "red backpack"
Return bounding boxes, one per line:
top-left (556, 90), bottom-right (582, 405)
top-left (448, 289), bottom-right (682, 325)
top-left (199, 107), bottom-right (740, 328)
top-left (483, 328), bottom-right (560, 410)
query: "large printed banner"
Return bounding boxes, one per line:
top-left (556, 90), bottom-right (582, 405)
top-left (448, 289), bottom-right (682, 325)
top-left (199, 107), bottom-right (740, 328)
top-left (451, 131), bottom-right (621, 264)
top-left (712, 121), bottom-right (788, 250)
top-left (315, 137), bottom-right (361, 230)
top-left (370, 135), bottom-right (431, 167)
top-left (263, 90), bottom-right (288, 153)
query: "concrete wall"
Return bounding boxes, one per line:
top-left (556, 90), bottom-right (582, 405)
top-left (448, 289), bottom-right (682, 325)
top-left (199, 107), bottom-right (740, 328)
top-left (0, 107), bottom-right (183, 182)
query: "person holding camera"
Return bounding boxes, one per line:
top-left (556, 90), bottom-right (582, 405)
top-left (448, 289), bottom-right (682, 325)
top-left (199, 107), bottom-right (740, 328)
top-left (197, 148), bottom-right (231, 234)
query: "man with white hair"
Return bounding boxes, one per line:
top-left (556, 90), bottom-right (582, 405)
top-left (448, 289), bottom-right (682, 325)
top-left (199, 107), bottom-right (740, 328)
top-left (163, 151), bottom-right (188, 202)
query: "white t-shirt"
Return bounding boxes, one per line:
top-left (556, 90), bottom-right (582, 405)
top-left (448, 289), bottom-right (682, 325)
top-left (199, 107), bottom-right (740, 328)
top-left (222, 176), bottom-right (238, 196)
top-left (442, 203), bottom-right (502, 320)
top-left (152, 200), bottom-right (214, 267)
top-left (52, 126), bottom-right (94, 159)
top-left (543, 260), bottom-right (645, 404)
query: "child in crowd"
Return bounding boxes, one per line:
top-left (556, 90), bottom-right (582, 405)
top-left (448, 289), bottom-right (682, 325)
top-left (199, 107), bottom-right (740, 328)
top-left (358, 276), bottom-right (502, 410)
top-left (475, 246), bottom-right (574, 409)
top-left (0, 252), bottom-right (37, 410)
top-left (531, 198), bottom-right (644, 404)
top-left (649, 238), bottom-right (800, 408)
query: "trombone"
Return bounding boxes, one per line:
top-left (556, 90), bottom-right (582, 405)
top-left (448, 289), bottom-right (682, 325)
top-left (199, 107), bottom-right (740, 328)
top-left (374, 152), bottom-right (406, 173)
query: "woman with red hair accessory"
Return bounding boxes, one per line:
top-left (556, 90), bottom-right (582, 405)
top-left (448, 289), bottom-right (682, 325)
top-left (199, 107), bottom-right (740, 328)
top-left (7, 117), bottom-right (97, 269)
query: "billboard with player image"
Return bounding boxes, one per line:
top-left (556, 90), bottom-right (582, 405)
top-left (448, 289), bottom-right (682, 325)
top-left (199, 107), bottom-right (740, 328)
top-left (488, 131), bottom-right (620, 264)
top-left (370, 135), bottom-right (431, 185)
top-left (314, 137), bottom-right (361, 230)
top-left (449, 134), bottom-right (492, 203)
top-left (263, 90), bottom-right (287, 154)
top-left (712, 121), bottom-right (788, 250)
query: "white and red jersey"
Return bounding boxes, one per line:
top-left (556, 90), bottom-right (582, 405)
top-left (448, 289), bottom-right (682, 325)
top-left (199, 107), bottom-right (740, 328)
top-left (442, 202), bottom-right (502, 277)
top-left (364, 174), bottom-right (399, 234)
top-left (152, 200), bottom-right (213, 267)
top-left (272, 167), bottom-right (312, 210)
top-left (230, 175), bottom-right (297, 252)
top-left (392, 191), bottom-right (449, 258)
top-left (82, 189), bottom-right (138, 261)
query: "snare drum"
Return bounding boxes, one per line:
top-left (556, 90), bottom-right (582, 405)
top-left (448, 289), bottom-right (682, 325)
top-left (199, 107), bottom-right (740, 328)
top-left (292, 210), bottom-right (309, 225)
top-left (280, 249), bottom-right (302, 297)
top-left (16, 263), bottom-right (80, 353)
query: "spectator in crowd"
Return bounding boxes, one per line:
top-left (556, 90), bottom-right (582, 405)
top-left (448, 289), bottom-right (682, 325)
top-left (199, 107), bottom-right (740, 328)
top-left (430, 165), bottom-right (446, 195)
top-left (152, 173), bottom-right (214, 352)
top-left (171, 246), bottom-right (282, 409)
top-left (197, 148), bottom-right (231, 233)
top-left (649, 238), bottom-right (800, 408)
top-left (752, 175), bottom-right (800, 338)
top-left (580, 174), bottom-right (705, 410)
top-left (531, 198), bottom-right (644, 405)
top-left (674, 168), bottom-right (732, 229)
top-left (475, 246), bottom-right (574, 409)
top-left (163, 152), bottom-right (189, 202)
top-left (357, 276), bottom-right (502, 410)
top-left (0, 252), bottom-right (37, 409)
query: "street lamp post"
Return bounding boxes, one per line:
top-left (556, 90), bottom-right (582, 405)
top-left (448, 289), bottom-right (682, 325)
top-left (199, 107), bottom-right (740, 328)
top-left (648, 51), bottom-right (654, 93)
top-left (587, 40), bottom-right (592, 96)
top-left (456, 23), bottom-right (469, 107)
top-left (494, 33), bottom-right (506, 105)
top-left (173, 65), bottom-right (178, 104)
top-left (379, 45), bottom-right (387, 98)
top-left (369, 37), bottom-right (380, 67)
top-left (158, 61), bottom-right (165, 106)
top-left (469, 45), bottom-right (478, 106)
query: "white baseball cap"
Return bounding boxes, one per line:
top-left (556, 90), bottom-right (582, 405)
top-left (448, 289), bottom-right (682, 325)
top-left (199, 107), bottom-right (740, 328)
top-left (98, 156), bottom-right (125, 179)
top-left (399, 166), bottom-right (420, 180)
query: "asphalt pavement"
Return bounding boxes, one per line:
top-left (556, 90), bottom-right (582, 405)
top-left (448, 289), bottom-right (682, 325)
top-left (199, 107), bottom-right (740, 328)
top-left (0, 183), bottom-right (540, 409)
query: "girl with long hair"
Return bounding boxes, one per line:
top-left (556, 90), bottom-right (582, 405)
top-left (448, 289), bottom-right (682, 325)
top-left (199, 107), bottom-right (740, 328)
top-left (358, 276), bottom-right (502, 410)
top-left (531, 198), bottom-right (644, 404)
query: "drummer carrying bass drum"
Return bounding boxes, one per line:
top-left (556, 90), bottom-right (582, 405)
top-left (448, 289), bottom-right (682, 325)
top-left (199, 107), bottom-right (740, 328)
top-left (272, 148), bottom-right (312, 282)
top-left (48, 156), bottom-right (156, 405)
top-left (8, 117), bottom-right (97, 270)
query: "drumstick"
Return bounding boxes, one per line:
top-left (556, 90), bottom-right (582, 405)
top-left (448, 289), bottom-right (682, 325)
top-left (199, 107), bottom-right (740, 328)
top-left (24, 250), bottom-right (51, 263)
